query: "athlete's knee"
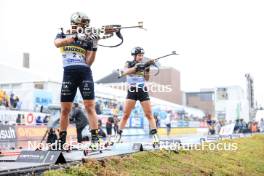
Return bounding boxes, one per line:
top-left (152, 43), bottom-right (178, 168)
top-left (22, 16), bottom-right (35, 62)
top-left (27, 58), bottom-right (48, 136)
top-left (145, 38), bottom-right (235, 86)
top-left (123, 112), bottom-right (130, 120)
top-left (61, 107), bottom-right (71, 117)
top-left (145, 111), bottom-right (153, 120)
top-left (84, 104), bottom-right (95, 114)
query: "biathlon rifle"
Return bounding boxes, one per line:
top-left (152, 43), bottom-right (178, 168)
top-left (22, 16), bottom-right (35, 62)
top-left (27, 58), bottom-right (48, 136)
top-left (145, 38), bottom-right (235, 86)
top-left (61, 22), bottom-right (145, 47)
top-left (117, 51), bottom-right (179, 78)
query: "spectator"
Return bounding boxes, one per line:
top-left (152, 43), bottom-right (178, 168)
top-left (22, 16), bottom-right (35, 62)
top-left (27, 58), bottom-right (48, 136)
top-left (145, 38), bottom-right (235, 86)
top-left (70, 103), bottom-right (89, 143)
top-left (10, 93), bottom-right (15, 108)
top-left (0, 90), bottom-right (6, 107)
top-left (43, 115), bottom-right (50, 124)
top-left (165, 112), bottom-right (172, 136)
top-left (16, 114), bottom-right (22, 125)
top-left (0, 90), bottom-right (4, 102)
top-left (98, 119), bottom-right (106, 138)
top-left (98, 119), bottom-right (102, 128)
top-left (95, 101), bottom-right (102, 115)
top-left (13, 96), bottom-right (18, 109)
top-left (239, 119), bottom-right (247, 133)
top-left (36, 116), bottom-right (43, 125)
top-left (252, 121), bottom-right (258, 133)
top-left (234, 119), bottom-right (240, 133)
top-left (2, 96), bottom-right (9, 108)
top-left (154, 112), bottom-right (160, 128)
top-left (237, 119), bottom-right (242, 132)
top-left (206, 115), bottom-right (215, 135)
top-left (106, 116), bottom-right (114, 143)
top-left (260, 118), bottom-right (264, 133)
top-left (113, 115), bottom-right (119, 135)
top-left (15, 97), bottom-right (22, 110)
top-left (119, 104), bottom-right (123, 112)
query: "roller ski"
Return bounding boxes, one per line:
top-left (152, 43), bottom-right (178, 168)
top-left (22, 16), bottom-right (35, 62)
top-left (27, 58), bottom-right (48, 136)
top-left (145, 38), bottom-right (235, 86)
top-left (113, 130), bottom-right (123, 143)
top-left (151, 129), bottom-right (160, 149)
top-left (83, 130), bottom-right (103, 156)
top-left (104, 140), bottom-right (114, 147)
top-left (83, 142), bottom-right (103, 156)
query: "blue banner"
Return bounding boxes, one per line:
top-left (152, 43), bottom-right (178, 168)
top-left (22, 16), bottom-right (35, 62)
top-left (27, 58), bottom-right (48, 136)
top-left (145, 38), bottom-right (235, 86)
top-left (33, 90), bottom-right (52, 106)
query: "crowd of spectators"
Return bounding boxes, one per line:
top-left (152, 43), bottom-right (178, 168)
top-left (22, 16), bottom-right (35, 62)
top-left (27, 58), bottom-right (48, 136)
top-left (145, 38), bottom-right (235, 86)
top-left (205, 115), bottom-right (264, 135)
top-left (95, 98), bottom-right (123, 116)
top-left (0, 89), bottom-right (22, 110)
top-left (234, 118), bottom-right (263, 133)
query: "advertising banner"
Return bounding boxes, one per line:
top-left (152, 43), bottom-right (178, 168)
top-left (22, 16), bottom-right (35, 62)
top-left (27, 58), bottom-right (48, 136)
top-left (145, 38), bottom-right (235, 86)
top-left (0, 125), bottom-right (17, 142)
top-left (0, 110), bottom-right (49, 125)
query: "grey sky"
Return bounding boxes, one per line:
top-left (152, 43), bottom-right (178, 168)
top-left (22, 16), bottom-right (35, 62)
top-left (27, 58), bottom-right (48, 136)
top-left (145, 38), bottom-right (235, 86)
top-left (0, 0), bottom-right (263, 105)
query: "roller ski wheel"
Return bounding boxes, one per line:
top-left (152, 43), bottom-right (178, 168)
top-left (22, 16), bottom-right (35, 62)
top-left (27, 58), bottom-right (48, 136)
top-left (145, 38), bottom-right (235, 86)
top-left (152, 142), bottom-right (160, 149)
top-left (104, 141), bottom-right (114, 147)
top-left (83, 148), bottom-right (103, 156)
top-left (64, 144), bottom-right (72, 153)
top-left (83, 142), bottom-right (102, 156)
top-left (152, 133), bottom-right (160, 149)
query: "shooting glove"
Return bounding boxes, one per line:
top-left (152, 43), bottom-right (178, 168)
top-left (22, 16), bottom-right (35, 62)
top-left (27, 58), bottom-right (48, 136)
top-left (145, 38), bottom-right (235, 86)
top-left (75, 33), bottom-right (88, 41)
top-left (135, 63), bottom-right (146, 72)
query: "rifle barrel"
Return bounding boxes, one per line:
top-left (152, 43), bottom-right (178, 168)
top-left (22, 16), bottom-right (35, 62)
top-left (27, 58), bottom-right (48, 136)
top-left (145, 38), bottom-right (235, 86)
top-left (120, 25), bottom-right (143, 29)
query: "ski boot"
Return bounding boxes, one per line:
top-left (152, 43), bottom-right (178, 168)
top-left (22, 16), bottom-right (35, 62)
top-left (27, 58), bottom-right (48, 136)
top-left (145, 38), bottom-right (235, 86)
top-left (89, 129), bottom-right (101, 151)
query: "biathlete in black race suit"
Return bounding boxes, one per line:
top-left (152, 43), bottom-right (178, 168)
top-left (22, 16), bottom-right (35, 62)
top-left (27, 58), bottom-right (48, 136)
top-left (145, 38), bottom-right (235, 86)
top-left (114, 47), bottom-right (160, 146)
top-left (54, 12), bottom-right (100, 150)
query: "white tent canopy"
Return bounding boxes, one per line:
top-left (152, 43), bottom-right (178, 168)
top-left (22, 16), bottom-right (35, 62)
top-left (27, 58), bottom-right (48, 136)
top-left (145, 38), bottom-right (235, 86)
top-left (0, 63), bottom-right (56, 84)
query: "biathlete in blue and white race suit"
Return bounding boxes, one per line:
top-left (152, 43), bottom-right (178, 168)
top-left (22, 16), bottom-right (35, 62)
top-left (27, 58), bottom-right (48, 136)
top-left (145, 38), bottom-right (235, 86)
top-left (114, 47), bottom-right (160, 146)
top-left (54, 12), bottom-right (100, 150)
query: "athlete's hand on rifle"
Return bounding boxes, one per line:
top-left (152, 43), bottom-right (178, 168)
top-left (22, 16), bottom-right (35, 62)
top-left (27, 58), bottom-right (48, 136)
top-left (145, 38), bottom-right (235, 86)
top-left (144, 59), bottom-right (155, 68)
top-left (75, 33), bottom-right (88, 41)
top-left (88, 33), bottom-right (100, 40)
top-left (135, 63), bottom-right (146, 72)
top-left (89, 31), bottom-right (100, 50)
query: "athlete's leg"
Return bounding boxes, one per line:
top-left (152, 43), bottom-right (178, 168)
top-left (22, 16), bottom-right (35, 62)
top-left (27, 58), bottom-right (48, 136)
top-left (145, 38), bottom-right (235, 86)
top-left (57, 103), bottom-right (73, 149)
top-left (119, 99), bottom-right (137, 130)
top-left (79, 68), bottom-right (100, 149)
top-left (114, 99), bottom-right (136, 142)
top-left (83, 99), bottom-right (98, 129)
top-left (141, 100), bottom-right (159, 146)
top-left (83, 99), bottom-right (100, 149)
top-left (60, 102), bottom-right (72, 131)
top-left (58, 71), bottom-right (78, 149)
top-left (140, 100), bottom-right (156, 129)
